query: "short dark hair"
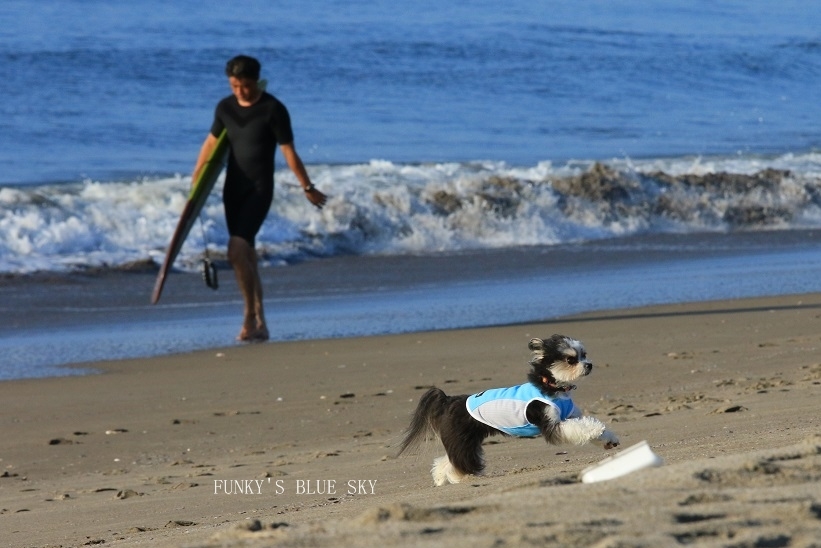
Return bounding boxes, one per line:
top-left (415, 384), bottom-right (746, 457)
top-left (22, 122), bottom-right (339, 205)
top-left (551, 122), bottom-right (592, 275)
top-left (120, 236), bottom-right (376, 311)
top-left (225, 55), bottom-right (261, 80)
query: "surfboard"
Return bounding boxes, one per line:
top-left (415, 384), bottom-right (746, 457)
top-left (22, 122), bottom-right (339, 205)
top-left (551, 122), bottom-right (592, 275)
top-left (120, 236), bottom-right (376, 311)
top-left (151, 128), bottom-right (229, 304)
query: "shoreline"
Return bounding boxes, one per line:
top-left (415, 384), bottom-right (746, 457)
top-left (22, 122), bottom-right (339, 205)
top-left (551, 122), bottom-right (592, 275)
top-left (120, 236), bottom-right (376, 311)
top-left (2, 293), bottom-right (820, 547)
top-left (4, 229), bottom-right (821, 381)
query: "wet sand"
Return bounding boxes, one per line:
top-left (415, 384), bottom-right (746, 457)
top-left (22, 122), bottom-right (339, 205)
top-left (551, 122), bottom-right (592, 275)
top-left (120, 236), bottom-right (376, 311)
top-left (1, 293), bottom-right (820, 547)
top-left (4, 229), bottom-right (821, 380)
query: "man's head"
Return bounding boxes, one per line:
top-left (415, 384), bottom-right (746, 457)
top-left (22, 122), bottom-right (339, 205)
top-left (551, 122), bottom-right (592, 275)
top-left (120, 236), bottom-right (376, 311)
top-left (225, 55), bottom-right (261, 80)
top-left (225, 55), bottom-right (262, 106)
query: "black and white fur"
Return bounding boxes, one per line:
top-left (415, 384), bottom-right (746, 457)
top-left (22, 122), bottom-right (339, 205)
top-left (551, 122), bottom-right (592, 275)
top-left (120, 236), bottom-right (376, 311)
top-left (397, 334), bottom-right (619, 486)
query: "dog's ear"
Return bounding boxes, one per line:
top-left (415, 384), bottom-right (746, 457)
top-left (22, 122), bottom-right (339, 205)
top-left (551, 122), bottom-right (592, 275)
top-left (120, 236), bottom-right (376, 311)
top-left (529, 338), bottom-right (546, 367)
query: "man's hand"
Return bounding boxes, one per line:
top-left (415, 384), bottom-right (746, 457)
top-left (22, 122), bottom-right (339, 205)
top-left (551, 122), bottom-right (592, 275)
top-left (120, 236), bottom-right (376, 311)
top-left (279, 142), bottom-right (326, 209)
top-left (304, 186), bottom-right (327, 209)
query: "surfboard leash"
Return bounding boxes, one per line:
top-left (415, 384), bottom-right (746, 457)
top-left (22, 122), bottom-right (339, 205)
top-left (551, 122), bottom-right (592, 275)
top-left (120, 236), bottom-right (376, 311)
top-left (198, 215), bottom-right (219, 291)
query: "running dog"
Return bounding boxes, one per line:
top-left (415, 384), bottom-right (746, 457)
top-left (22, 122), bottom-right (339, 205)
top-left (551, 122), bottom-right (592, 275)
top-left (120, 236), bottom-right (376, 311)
top-left (398, 334), bottom-right (619, 486)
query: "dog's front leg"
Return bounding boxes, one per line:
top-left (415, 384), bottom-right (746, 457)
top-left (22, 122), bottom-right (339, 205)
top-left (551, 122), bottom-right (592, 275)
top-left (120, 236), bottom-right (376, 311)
top-left (554, 415), bottom-right (608, 445)
top-left (562, 406), bottom-right (618, 449)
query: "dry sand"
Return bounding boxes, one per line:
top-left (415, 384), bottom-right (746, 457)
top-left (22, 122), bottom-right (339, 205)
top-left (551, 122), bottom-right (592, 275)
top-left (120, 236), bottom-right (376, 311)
top-left (1, 293), bottom-right (820, 547)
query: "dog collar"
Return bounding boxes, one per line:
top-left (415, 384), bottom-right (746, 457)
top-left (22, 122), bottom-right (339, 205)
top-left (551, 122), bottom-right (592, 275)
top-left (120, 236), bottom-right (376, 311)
top-left (541, 376), bottom-right (576, 392)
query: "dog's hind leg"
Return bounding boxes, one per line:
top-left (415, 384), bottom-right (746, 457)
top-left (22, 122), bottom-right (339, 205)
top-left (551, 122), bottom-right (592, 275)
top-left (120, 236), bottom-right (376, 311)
top-left (432, 426), bottom-right (486, 485)
top-left (431, 456), bottom-right (468, 486)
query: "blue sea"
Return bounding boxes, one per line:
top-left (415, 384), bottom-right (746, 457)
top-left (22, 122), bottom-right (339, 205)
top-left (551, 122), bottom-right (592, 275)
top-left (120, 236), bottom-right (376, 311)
top-left (2, 0), bottom-right (821, 379)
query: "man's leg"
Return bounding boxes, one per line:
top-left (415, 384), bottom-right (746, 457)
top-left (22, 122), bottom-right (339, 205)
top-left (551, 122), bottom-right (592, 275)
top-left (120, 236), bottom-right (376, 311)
top-left (227, 236), bottom-right (269, 341)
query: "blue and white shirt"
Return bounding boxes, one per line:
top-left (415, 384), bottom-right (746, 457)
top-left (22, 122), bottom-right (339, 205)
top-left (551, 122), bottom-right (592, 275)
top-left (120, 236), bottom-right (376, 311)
top-left (466, 382), bottom-right (577, 437)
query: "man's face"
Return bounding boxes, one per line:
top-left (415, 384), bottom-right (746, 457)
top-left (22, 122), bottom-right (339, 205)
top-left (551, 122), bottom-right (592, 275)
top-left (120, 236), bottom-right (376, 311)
top-left (228, 76), bottom-right (260, 105)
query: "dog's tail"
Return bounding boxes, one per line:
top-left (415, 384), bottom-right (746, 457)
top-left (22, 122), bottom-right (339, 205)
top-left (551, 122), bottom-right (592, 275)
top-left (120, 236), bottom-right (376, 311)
top-left (397, 387), bottom-right (450, 456)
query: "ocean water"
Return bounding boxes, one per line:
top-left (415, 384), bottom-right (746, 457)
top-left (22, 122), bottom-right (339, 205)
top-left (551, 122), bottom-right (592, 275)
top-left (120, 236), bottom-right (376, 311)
top-left (2, 1), bottom-right (821, 378)
top-left (3, 0), bottom-right (821, 270)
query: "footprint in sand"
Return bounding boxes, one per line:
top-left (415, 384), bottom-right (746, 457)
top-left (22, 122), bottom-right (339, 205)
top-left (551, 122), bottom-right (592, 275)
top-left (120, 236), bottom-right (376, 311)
top-left (709, 404), bottom-right (747, 414)
top-left (678, 492), bottom-right (734, 506)
top-left (800, 363), bottom-right (821, 382)
top-left (48, 437), bottom-right (74, 445)
top-left (165, 520), bottom-right (196, 528)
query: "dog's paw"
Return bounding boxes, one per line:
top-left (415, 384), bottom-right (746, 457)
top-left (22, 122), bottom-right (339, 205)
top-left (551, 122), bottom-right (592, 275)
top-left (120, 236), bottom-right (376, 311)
top-left (431, 456), bottom-right (465, 486)
top-left (597, 429), bottom-right (620, 450)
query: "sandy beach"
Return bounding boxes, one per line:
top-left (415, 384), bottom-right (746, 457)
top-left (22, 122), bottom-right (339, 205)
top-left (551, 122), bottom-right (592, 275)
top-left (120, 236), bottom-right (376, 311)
top-left (5, 3), bottom-right (821, 547)
top-left (2, 293), bottom-right (820, 547)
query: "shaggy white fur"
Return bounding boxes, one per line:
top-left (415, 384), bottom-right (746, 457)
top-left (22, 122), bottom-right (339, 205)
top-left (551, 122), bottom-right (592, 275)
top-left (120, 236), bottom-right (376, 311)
top-left (556, 416), bottom-right (608, 445)
top-left (431, 456), bottom-right (467, 486)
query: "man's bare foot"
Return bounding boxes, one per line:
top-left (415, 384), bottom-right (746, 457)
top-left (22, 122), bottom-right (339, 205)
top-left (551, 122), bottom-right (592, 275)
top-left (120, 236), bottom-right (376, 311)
top-left (237, 324), bottom-right (269, 342)
top-left (251, 325), bottom-right (269, 341)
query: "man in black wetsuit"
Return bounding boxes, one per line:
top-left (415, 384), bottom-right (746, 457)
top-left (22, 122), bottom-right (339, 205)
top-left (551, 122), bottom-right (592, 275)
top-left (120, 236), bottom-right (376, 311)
top-left (193, 55), bottom-right (327, 342)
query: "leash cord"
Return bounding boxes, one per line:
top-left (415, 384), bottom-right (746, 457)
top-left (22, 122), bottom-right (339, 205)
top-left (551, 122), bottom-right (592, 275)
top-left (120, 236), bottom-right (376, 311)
top-left (198, 215), bottom-right (218, 290)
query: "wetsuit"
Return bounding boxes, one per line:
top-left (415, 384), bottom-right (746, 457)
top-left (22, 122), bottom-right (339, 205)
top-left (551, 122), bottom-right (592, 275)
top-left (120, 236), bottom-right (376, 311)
top-left (210, 92), bottom-right (294, 245)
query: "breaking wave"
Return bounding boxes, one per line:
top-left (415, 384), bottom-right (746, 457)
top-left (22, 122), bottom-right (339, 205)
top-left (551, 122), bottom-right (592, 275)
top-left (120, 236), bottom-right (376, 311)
top-left (2, 151), bottom-right (821, 274)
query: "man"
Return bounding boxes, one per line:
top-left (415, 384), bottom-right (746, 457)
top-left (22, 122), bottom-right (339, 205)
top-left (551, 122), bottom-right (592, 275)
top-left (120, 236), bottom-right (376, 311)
top-left (193, 55), bottom-right (326, 342)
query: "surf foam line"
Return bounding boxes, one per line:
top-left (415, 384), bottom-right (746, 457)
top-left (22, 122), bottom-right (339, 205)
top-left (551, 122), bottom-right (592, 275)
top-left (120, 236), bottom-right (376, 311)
top-left (2, 152), bottom-right (821, 275)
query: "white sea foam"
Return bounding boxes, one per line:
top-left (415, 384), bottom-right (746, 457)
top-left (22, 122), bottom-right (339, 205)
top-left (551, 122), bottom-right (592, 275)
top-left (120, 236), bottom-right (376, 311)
top-left (1, 152), bottom-right (821, 275)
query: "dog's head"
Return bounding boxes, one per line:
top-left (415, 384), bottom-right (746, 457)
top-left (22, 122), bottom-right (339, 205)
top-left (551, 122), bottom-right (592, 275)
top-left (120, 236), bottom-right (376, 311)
top-left (527, 335), bottom-right (592, 393)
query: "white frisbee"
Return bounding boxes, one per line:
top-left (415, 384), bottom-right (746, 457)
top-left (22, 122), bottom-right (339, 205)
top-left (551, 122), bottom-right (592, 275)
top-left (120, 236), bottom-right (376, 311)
top-left (580, 440), bottom-right (664, 483)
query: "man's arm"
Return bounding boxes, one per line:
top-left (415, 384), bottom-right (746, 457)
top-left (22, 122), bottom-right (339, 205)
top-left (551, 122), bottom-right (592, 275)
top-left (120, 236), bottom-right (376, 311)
top-left (279, 142), bottom-right (327, 209)
top-left (192, 133), bottom-right (219, 186)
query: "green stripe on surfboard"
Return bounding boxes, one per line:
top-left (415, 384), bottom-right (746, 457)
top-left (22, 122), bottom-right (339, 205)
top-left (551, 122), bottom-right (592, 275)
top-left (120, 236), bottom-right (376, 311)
top-left (151, 129), bottom-right (229, 304)
top-left (189, 128), bottom-right (228, 203)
